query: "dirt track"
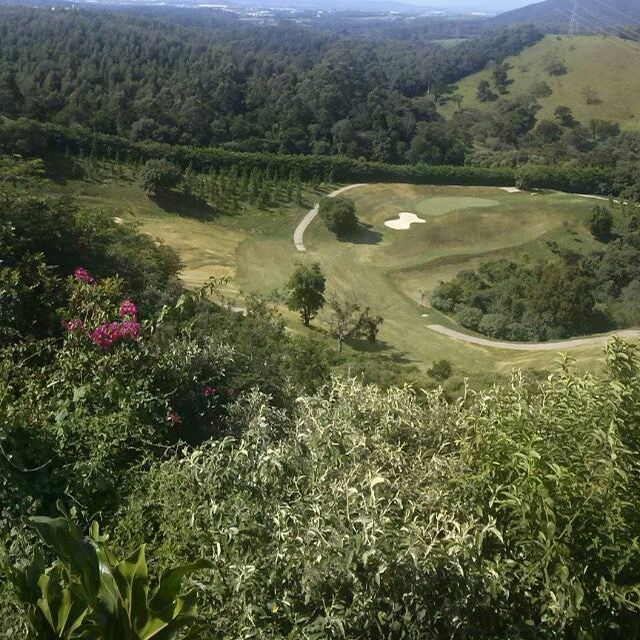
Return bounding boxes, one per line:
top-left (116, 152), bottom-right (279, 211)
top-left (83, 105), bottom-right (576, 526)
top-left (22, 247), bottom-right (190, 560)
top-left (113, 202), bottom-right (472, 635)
top-left (427, 324), bottom-right (640, 351)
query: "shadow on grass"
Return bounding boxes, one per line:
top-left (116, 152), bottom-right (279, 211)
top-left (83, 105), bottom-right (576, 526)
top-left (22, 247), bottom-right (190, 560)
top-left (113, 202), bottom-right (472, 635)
top-left (150, 190), bottom-right (218, 221)
top-left (338, 223), bottom-right (383, 245)
top-left (41, 153), bottom-right (85, 184)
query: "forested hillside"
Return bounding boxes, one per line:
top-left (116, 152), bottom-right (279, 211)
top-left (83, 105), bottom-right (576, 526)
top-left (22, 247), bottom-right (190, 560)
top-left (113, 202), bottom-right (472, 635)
top-left (1, 6), bottom-right (639, 197)
top-left (0, 6), bottom-right (540, 156)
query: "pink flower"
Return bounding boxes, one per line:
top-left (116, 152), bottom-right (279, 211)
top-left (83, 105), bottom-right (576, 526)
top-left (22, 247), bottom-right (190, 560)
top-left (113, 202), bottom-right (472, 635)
top-left (203, 385), bottom-right (216, 398)
top-left (64, 318), bottom-right (84, 333)
top-left (74, 267), bottom-right (95, 284)
top-left (119, 299), bottom-right (138, 320)
top-left (167, 411), bottom-right (182, 425)
top-left (90, 320), bottom-right (141, 350)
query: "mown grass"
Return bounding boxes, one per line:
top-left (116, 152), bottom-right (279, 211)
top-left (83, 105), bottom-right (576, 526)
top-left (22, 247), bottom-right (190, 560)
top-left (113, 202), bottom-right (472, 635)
top-left (443, 35), bottom-right (640, 129)
top-left (58, 167), bottom-right (635, 376)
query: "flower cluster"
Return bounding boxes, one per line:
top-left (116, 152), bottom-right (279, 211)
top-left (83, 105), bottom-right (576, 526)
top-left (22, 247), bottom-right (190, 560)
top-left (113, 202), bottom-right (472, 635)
top-left (64, 318), bottom-right (85, 333)
top-left (90, 320), bottom-right (141, 350)
top-left (74, 267), bottom-right (95, 284)
top-left (119, 299), bottom-right (138, 320)
top-left (167, 411), bottom-right (182, 425)
top-left (202, 385), bottom-right (217, 398)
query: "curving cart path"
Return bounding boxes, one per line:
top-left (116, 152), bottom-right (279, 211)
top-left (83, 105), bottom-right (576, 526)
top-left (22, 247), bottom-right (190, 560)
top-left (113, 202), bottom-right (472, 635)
top-left (427, 324), bottom-right (640, 351)
top-left (293, 182), bottom-right (640, 349)
top-left (294, 184), bottom-right (366, 251)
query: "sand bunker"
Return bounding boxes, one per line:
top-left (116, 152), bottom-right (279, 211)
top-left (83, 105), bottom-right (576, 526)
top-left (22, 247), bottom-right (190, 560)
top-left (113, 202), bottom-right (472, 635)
top-left (385, 212), bottom-right (426, 230)
top-left (500, 187), bottom-right (522, 193)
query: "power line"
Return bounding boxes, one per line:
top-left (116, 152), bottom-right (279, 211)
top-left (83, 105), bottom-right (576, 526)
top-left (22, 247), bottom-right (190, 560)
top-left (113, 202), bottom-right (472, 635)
top-left (569, 0), bottom-right (579, 35)
top-left (590, 0), bottom-right (633, 22)
top-left (555, 8), bottom-right (640, 54)
top-left (577, 3), bottom-right (640, 42)
top-left (556, 4), bottom-right (639, 48)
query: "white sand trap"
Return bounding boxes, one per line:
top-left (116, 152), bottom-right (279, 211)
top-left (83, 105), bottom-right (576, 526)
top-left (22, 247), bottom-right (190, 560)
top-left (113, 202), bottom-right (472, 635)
top-left (500, 187), bottom-right (522, 193)
top-left (385, 212), bottom-right (426, 230)
top-left (113, 217), bottom-right (124, 225)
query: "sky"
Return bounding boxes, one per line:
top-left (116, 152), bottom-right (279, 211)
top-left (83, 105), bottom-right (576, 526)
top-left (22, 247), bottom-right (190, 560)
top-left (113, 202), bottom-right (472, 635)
top-left (403, 0), bottom-right (536, 10)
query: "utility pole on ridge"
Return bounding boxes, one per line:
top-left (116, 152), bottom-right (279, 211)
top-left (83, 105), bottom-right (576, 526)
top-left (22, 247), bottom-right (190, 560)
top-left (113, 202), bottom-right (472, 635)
top-left (568, 0), bottom-right (579, 36)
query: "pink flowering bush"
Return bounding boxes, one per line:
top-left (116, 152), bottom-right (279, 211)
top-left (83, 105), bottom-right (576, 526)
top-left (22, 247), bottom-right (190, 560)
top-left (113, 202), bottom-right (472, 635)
top-left (65, 273), bottom-right (143, 350)
top-left (74, 267), bottom-right (95, 284)
top-left (119, 299), bottom-right (138, 319)
top-left (90, 320), bottom-right (141, 350)
top-left (203, 385), bottom-right (216, 398)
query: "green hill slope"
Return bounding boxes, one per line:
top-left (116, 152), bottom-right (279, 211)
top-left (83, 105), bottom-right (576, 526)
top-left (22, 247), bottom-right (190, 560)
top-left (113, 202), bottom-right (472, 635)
top-left (444, 35), bottom-right (640, 129)
top-left (489, 0), bottom-right (640, 31)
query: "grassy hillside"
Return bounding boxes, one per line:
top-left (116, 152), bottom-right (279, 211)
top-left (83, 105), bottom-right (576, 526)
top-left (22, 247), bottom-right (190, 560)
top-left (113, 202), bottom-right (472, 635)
top-left (60, 167), bottom-right (633, 377)
top-left (489, 0), bottom-right (640, 31)
top-left (444, 35), bottom-right (640, 129)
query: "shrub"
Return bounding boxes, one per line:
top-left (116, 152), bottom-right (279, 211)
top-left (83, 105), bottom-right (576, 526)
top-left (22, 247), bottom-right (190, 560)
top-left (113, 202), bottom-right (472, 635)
top-left (319, 196), bottom-right (359, 237)
top-left (5, 506), bottom-right (212, 639)
top-left (431, 280), bottom-right (463, 312)
top-left (589, 204), bottom-right (614, 241)
top-left (139, 159), bottom-right (181, 195)
top-left (428, 358), bottom-right (453, 381)
top-left (113, 342), bottom-right (640, 638)
top-left (478, 312), bottom-right (509, 338)
top-left (455, 303), bottom-right (484, 330)
top-left (477, 79), bottom-right (497, 102)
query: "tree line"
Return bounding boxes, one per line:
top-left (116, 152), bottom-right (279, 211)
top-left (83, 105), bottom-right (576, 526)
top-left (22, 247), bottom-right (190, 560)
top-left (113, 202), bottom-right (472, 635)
top-left (1, 116), bottom-right (631, 196)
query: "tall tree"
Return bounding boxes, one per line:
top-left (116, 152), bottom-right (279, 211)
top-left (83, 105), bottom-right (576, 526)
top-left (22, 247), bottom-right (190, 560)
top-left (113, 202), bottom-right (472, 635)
top-left (286, 262), bottom-right (326, 326)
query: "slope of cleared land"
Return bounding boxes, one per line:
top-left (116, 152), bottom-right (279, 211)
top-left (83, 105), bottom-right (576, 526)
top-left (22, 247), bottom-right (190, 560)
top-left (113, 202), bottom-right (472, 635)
top-left (444, 35), bottom-right (640, 129)
top-left (63, 175), bottom-right (636, 375)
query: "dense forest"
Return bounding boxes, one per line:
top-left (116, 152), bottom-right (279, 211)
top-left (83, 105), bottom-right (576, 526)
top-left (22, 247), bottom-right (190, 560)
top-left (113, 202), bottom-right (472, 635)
top-left (0, 6), bottom-right (540, 155)
top-left (1, 6), bottom-right (638, 197)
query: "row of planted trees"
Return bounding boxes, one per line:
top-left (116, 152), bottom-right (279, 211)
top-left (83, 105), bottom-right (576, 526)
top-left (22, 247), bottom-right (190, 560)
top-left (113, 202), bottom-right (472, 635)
top-left (139, 158), bottom-right (320, 213)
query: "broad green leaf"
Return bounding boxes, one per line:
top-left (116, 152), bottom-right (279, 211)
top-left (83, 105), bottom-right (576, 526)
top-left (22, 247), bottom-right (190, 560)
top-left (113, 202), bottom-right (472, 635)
top-left (149, 559), bottom-right (213, 614)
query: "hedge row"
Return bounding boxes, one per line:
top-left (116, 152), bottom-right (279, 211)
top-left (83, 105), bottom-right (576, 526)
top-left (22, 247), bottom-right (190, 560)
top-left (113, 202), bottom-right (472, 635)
top-left (0, 116), bottom-right (621, 195)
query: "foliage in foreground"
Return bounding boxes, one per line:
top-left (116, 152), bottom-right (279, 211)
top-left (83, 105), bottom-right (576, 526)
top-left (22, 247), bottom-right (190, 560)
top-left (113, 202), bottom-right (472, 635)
top-left (114, 342), bottom-right (640, 639)
top-left (5, 505), bottom-right (211, 639)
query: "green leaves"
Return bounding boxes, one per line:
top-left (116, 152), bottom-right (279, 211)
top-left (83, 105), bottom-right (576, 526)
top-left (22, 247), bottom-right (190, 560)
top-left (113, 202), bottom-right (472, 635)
top-left (36, 565), bottom-right (88, 639)
top-left (6, 506), bottom-right (212, 640)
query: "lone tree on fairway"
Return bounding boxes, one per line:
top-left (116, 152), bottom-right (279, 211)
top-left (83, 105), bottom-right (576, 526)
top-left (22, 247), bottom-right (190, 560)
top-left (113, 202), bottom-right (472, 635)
top-left (319, 196), bottom-right (358, 237)
top-left (286, 262), bottom-right (326, 326)
top-left (140, 159), bottom-right (182, 195)
top-left (325, 295), bottom-right (383, 352)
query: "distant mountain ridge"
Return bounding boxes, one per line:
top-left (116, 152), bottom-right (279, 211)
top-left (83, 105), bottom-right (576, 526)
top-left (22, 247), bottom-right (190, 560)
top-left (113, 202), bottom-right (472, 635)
top-left (490, 0), bottom-right (640, 31)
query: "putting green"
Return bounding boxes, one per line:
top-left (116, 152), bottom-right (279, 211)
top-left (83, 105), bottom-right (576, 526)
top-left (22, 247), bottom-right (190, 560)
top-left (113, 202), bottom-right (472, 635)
top-left (412, 196), bottom-right (499, 218)
top-left (234, 183), bottom-right (625, 374)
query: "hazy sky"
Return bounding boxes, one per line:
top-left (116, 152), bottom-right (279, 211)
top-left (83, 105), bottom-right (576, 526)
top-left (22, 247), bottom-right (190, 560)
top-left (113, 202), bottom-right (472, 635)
top-left (409, 0), bottom-right (537, 10)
